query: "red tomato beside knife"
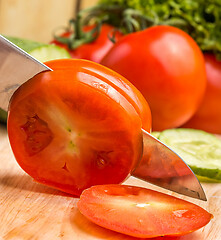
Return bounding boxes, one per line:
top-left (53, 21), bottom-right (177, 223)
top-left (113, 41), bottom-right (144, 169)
top-left (7, 59), bottom-right (151, 196)
top-left (101, 25), bottom-right (207, 131)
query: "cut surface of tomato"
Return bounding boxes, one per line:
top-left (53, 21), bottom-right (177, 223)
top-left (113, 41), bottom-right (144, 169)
top-left (7, 59), bottom-right (151, 196)
top-left (78, 184), bottom-right (212, 238)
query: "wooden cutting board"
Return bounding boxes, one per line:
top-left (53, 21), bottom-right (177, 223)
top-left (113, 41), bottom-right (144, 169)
top-left (0, 124), bottom-right (220, 240)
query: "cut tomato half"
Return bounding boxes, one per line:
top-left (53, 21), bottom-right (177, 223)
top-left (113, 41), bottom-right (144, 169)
top-left (7, 59), bottom-right (151, 196)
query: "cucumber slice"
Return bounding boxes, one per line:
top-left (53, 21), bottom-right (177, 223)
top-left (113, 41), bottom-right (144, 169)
top-left (158, 128), bottom-right (221, 182)
top-left (5, 36), bottom-right (71, 62)
top-left (151, 131), bottom-right (161, 138)
top-left (196, 175), bottom-right (221, 183)
top-left (29, 45), bottom-right (70, 62)
top-left (0, 108), bottom-right (7, 123)
top-left (0, 36), bottom-right (71, 124)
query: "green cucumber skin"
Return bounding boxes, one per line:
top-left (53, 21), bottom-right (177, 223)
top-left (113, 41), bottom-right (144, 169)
top-left (152, 128), bottom-right (221, 182)
top-left (0, 109), bottom-right (7, 124)
top-left (5, 36), bottom-right (71, 62)
top-left (196, 175), bottom-right (221, 183)
top-left (5, 36), bottom-right (46, 52)
top-left (192, 166), bottom-right (221, 182)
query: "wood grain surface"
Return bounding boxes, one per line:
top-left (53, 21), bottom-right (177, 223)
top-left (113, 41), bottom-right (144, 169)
top-left (0, 0), bottom-right (99, 43)
top-left (0, 124), bottom-right (220, 240)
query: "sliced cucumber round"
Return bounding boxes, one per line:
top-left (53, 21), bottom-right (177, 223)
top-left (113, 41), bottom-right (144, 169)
top-left (0, 108), bottom-right (7, 123)
top-left (5, 36), bottom-right (71, 62)
top-left (151, 131), bottom-right (161, 138)
top-left (29, 45), bottom-right (70, 62)
top-left (0, 36), bottom-right (71, 124)
top-left (156, 128), bottom-right (221, 182)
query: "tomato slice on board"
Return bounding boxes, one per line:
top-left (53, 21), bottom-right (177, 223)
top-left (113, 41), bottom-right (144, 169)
top-left (7, 59), bottom-right (151, 196)
top-left (78, 185), bottom-right (212, 238)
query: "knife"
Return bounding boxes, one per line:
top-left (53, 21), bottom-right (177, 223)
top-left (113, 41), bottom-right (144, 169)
top-left (0, 35), bottom-right (206, 201)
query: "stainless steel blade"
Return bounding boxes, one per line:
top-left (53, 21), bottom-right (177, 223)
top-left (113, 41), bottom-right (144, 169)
top-left (0, 35), bottom-right (51, 111)
top-left (132, 129), bottom-right (207, 201)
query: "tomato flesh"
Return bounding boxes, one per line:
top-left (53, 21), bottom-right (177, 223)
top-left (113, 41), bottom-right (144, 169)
top-left (78, 184), bottom-right (212, 238)
top-left (7, 59), bottom-right (151, 196)
top-left (21, 115), bottom-right (53, 156)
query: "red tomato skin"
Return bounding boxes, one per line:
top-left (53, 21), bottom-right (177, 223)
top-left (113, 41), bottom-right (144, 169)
top-left (51, 24), bottom-right (123, 63)
top-left (7, 59), bottom-right (151, 196)
top-left (78, 184), bottom-right (212, 238)
top-left (45, 59), bottom-right (152, 132)
top-left (101, 25), bottom-right (207, 131)
top-left (183, 54), bottom-right (221, 134)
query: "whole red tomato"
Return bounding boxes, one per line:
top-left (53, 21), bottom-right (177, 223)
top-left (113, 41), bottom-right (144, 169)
top-left (7, 59), bottom-right (151, 196)
top-left (51, 24), bottom-right (123, 63)
top-left (101, 25), bottom-right (207, 131)
top-left (183, 54), bottom-right (221, 134)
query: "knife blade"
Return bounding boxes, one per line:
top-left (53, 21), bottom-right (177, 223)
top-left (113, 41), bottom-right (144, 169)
top-left (0, 35), bottom-right (51, 111)
top-left (133, 129), bottom-right (206, 200)
top-left (0, 35), bottom-right (206, 200)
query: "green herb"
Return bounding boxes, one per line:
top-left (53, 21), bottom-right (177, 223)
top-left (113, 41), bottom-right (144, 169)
top-left (96, 0), bottom-right (221, 58)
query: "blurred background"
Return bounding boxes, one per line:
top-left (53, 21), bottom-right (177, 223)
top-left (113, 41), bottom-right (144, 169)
top-left (0, 0), bottom-right (98, 42)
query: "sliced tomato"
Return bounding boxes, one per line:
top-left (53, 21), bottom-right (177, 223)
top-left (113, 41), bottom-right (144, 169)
top-left (7, 59), bottom-right (151, 196)
top-left (78, 184), bottom-right (212, 238)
